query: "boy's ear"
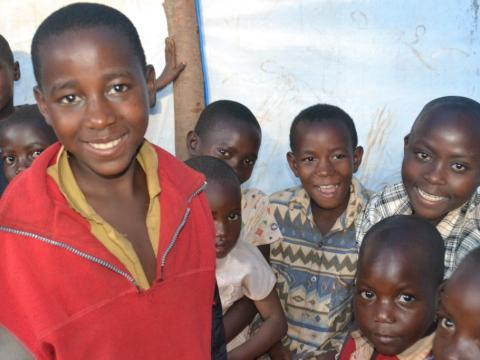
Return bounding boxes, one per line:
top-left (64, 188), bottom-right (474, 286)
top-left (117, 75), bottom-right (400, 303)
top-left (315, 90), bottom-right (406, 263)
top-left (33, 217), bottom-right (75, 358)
top-left (404, 134), bottom-right (410, 147)
top-left (33, 86), bottom-right (52, 126)
top-left (13, 61), bottom-right (20, 81)
top-left (186, 130), bottom-right (200, 157)
top-left (286, 152), bottom-right (300, 177)
top-left (353, 146), bottom-right (364, 173)
top-left (145, 65), bottom-right (156, 108)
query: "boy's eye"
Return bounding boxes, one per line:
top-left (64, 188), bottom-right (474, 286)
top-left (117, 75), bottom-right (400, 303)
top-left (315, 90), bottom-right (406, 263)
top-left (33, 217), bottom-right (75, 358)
top-left (244, 158), bottom-right (256, 167)
top-left (451, 163), bottom-right (467, 173)
top-left (218, 148), bottom-right (230, 158)
top-left (415, 151), bottom-right (431, 161)
top-left (3, 155), bottom-right (16, 165)
top-left (31, 150), bottom-right (44, 159)
top-left (332, 153), bottom-right (347, 160)
top-left (60, 94), bottom-right (81, 105)
top-left (440, 317), bottom-right (455, 330)
top-left (360, 290), bottom-right (376, 300)
top-left (108, 84), bottom-right (129, 95)
top-left (302, 156), bottom-right (315, 163)
top-left (227, 213), bottom-right (240, 222)
top-left (398, 294), bottom-right (415, 304)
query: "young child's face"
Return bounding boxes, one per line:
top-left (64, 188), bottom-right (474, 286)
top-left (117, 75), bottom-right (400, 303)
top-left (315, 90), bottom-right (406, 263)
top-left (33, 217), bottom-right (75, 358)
top-left (354, 244), bottom-right (437, 355)
top-left (34, 27), bottom-right (155, 180)
top-left (287, 121), bottom-right (362, 212)
top-left (188, 120), bottom-right (260, 184)
top-left (433, 273), bottom-right (480, 360)
top-left (402, 110), bottom-right (480, 223)
top-left (0, 123), bottom-right (53, 182)
top-left (204, 180), bottom-right (241, 258)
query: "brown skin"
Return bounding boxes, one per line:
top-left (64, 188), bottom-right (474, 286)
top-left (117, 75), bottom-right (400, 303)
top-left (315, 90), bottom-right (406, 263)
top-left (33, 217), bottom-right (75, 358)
top-left (0, 123), bottom-right (56, 182)
top-left (0, 58), bottom-right (20, 119)
top-left (203, 180), bottom-right (287, 359)
top-left (187, 119), bottom-right (261, 184)
top-left (34, 27), bottom-right (157, 284)
top-left (155, 37), bottom-right (186, 92)
top-left (433, 265), bottom-right (480, 360)
top-left (402, 108), bottom-right (480, 224)
top-left (287, 121), bottom-right (363, 235)
top-left (354, 238), bottom-right (438, 356)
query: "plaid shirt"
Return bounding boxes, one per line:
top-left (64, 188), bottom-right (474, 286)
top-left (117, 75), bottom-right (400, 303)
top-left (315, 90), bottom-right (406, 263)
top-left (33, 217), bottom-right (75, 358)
top-left (356, 182), bottom-right (480, 278)
top-left (269, 178), bottom-right (370, 359)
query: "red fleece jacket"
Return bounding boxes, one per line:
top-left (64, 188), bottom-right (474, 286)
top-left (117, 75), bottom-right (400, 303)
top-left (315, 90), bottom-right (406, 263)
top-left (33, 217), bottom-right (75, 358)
top-left (0, 142), bottom-right (216, 359)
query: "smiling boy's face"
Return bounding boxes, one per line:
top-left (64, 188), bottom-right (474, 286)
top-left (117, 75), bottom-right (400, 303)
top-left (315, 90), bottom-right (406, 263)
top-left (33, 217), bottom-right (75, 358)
top-left (402, 109), bottom-right (480, 223)
top-left (287, 120), bottom-right (362, 213)
top-left (34, 26), bottom-right (156, 181)
top-left (354, 238), bottom-right (438, 355)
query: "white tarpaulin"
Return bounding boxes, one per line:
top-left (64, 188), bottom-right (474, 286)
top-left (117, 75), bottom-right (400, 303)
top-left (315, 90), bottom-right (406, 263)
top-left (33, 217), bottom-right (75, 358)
top-left (1, 0), bottom-right (479, 194)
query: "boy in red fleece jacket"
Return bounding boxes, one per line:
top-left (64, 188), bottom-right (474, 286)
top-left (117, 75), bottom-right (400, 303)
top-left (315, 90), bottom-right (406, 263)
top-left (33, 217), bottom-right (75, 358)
top-left (0, 3), bottom-right (222, 359)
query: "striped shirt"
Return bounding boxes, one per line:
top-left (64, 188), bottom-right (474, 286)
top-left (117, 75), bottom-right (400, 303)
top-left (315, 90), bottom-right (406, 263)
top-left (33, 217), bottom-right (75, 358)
top-left (355, 182), bottom-right (480, 278)
top-left (269, 178), bottom-right (370, 359)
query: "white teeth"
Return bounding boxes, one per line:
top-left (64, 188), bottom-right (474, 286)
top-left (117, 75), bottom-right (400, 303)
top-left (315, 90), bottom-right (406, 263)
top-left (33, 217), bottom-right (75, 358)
top-left (89, 137), bottom-right (123, 150)
top-left (318, 185), bottom-right (338, 189)
top-left (417, 188), bottom-right (447, 202)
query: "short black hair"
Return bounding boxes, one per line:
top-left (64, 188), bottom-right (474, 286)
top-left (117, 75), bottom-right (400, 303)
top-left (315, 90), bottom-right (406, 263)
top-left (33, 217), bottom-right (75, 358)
top-left (194, 100), bottom-right (261, 137)
top-left (290, 104), bottom-right (358, 152)
top-left (0, 104), bottom-right (57, 143)
top-left (361, 215), bottom-right (445, 284)
top-left (185, 155), bottom-right (240, 188)
top-left (31, 2), bottom-right (146, 87)
top-left (0, 34), bottom-right (14, 65)
top-left (412, 96), bottom-right (480, 132)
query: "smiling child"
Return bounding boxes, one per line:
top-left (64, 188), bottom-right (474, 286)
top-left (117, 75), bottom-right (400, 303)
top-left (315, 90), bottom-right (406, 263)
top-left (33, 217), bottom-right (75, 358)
top-left (0, 3), bottom-right (220, 359)
top-left (357, 96), bottom-right (480, 277)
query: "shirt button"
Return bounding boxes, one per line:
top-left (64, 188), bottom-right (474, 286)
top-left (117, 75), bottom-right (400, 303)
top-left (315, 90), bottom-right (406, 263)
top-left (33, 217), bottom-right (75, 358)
top-left (311, 276), bottom-right (317, 282)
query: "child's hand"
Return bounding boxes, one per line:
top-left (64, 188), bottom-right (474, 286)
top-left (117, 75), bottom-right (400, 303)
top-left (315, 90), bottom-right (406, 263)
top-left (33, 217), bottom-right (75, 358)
top-left (155, 37), bottom-right (186, 92)
top-left (269, 342), bottom-right (291, 360)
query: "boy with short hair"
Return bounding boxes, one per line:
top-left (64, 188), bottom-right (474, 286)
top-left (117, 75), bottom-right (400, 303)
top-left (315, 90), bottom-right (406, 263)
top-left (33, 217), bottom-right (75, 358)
top-left (0, 3), bottom-right (222, 359)
top-left (432, 247), bottom-right (480, 360)
top-left (268, 104), bottom-right (370, 359)
top-left (186, 156), bottom-right (287, 359)
top-left (356, 96), bottom-right (480, 277)
top-left (340, 215), bottom-right (445, 360)
top-left (0, 104), bottom-right (56, 182)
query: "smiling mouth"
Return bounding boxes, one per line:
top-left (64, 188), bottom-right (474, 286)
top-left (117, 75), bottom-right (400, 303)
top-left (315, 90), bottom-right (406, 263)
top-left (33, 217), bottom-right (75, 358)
top-left (314, 184), bottom-right (339, 196)
top-left (88, 135), bottom-right (126, 151)
top-left (416, 187), bottom-right (448, 203)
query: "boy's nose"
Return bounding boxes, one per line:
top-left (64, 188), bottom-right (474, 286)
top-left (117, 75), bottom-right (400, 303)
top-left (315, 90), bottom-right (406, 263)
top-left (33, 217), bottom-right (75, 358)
top-left (214, 220), bottom-right (226, 238)
top-left (15, 157), bottom-right (31, 174)
top-left (424, 162), bottom-right (447, 185)
top-left (85, 96), bottom-right (115, 129)
top-left (373, 301), bottom-right (395, 323)
top-left (315, 157), bottom-right (335, 176)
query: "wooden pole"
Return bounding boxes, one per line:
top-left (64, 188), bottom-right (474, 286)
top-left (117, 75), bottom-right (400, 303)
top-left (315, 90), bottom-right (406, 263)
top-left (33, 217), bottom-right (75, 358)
top-left (163, 0), bottom-right (205, 160)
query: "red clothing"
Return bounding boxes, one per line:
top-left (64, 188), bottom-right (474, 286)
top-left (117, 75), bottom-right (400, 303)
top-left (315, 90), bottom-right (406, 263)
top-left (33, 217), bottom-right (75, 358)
top-left (0, 143), bottom-right (216, 359)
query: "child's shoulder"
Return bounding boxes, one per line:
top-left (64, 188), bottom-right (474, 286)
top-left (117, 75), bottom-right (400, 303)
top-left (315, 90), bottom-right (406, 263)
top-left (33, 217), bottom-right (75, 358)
top-left (268, 185), bottom-right (306, 206)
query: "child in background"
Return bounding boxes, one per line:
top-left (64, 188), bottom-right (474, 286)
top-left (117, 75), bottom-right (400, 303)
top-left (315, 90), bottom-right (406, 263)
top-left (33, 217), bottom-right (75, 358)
top-left (267, 104), bottom-right (370, 359)
top-left (0, 34), bottom-right (21, 193)
top-left (0, 34), bottom-right (20, 120)
top-left (0, 104), bottom-right (56, 182)
top-left (432, 247), bottom-right (480, 360)
top-left (185, 156), bottom-right (287, 360)
top-left (340, 215), bottom-right (445, 360)
top-left (356, 96), bottom-right (480, 278)
top-left (0, 3), bottom-right (222, 359)
top-left (187, 99), bottom-right (282, 343)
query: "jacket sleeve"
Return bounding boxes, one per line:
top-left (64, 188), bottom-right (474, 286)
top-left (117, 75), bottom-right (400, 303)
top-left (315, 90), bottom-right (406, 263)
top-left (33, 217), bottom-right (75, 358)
top-left (211, 283), bottom-right (227, 360)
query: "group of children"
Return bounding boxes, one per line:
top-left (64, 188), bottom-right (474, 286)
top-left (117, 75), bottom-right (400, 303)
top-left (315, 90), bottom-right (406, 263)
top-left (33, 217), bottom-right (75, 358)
top-left (0, 2), bottom-right (479, 360)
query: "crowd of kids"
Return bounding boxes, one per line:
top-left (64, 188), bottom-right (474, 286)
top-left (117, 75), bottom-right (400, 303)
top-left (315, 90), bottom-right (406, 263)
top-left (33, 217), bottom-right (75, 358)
top-left (0, 2), bottom-right (480, 360)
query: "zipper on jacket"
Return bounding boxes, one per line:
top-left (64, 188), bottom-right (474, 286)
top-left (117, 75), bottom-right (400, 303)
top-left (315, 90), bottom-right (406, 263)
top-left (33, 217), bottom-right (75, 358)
top-left (159, 181), bottom-right (207, 280)
top-left (0, 226), bottom-right (140, 289)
